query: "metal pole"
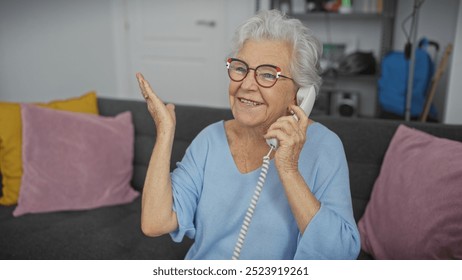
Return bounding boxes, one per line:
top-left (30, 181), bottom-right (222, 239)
top-left (405, 0), bottom-right (423, 121)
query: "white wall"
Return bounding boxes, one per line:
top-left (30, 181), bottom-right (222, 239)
top-left (0, 0), bottom-right (118, 102)
top-left (1, 0), bottom-right (461, 124)
top-left (445, 1), bottom-right (462, 124)
top-left (0, 0), bottom-right (253, 104)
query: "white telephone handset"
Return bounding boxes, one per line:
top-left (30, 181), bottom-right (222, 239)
top-left (232, 85), bottom-right (316, 260)
top-left (266, 86), bottom-right (316, 149)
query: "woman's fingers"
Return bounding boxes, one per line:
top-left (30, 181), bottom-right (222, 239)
top-left (136, 73), bottom-right (176, 129)
top-left (136, 72), bottom-right (160, 102)
top-left (266, 109), bottom-right (311, 172)
top-left (265, 108), bottom-right (310, 150)
top-left (290, 105), bottom-right (309, 131)
top-left (136, 72), bottom-right (149, 98)
top-left (267, 117), bottom-right (302, 139)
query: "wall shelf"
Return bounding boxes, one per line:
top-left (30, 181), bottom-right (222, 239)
top-left (290, 12), bottom-right (391, 21)
top-left (270, 1), bottom-right (398, 117)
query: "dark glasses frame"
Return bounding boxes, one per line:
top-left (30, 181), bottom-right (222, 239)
top-left (226, 58), bottom-right (293, 88)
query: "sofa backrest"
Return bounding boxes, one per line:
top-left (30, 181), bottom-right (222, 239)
top-left (97, 98), bottom-right (233, 191)
top-left (98, 98), bottom-right (462, 223)
top-left (314, 116), bottom-right (462, 222)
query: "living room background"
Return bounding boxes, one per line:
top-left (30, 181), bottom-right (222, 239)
top-left (0, 0), bottom-right (461, 124)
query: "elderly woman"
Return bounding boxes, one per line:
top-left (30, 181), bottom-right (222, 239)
top-left (137, 9), bottom-right (360, 260)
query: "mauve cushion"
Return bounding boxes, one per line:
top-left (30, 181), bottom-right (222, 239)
top-left (13, 104), bottom-right (139, 217)
top-left (358, 125), bottom-right (462, 259)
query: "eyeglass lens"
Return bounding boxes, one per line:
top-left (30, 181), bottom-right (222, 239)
top-left (227, 59), bottom-right (280, 88)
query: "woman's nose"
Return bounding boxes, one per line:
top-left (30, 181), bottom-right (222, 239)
top-left (240, 70), bottom-right (258, 90)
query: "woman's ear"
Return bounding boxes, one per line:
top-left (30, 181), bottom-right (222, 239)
top-left (287, 93), bottom-right (297, 115)
top-left (292, 89), bottom-right (298, 106)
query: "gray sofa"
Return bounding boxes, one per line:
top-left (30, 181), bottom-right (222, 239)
top-left (1, 97), bottom-right (461, 259)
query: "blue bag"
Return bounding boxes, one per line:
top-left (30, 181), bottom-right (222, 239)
top-left (378, 38), bottom-right (437, 118)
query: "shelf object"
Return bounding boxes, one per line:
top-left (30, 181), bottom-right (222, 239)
top-left (265, 0), bottom-right (397, 118)
top-left (290, 12), bottom-right (389, 20)
top-left (290, 4), bottom-right (396, 58)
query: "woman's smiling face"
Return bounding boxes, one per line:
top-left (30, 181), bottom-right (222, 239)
top-left (228, 39), bottom-right (297, 131)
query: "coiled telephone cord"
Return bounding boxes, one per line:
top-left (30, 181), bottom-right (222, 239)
top-left (232, 147), bottom-right (274, 260)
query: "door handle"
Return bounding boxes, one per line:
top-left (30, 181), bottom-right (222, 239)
top-left (196, 20), bottom-right (216, 27)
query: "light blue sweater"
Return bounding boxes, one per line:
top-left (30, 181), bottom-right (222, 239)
top-left (169, 121), bottom-right (360, 259)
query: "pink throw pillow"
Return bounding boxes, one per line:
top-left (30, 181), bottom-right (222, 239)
top-left (13, 104), bottom-right (139, 217)
top-left (358, 125), bottom-right (462, 259)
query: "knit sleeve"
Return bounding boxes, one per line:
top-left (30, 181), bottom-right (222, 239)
top-left (169, 128), bottom-right (210, 242)
top-left (294, 130), bottom-right (361, 259)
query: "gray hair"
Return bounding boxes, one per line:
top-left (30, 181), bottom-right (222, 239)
top-left (229, 9), bottom-right (322, 93)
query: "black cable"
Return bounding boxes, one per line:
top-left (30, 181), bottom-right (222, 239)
top-left (401, 0), bottom-right (425, 44)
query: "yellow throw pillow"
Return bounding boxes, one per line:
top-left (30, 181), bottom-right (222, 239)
top-left (0, 92), bottom-right (99, 205)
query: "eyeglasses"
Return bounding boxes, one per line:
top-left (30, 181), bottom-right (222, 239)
top-left (226, 58), bottom-right (294, 88)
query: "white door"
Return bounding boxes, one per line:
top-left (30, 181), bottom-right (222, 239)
top-left (123, 0), bottom-right (230, 107)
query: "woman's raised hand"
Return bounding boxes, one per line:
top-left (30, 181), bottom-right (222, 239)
top-left (136, 73), bottom-right (176, 132)
top-left (137, 73), bottom-right (178, 237)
